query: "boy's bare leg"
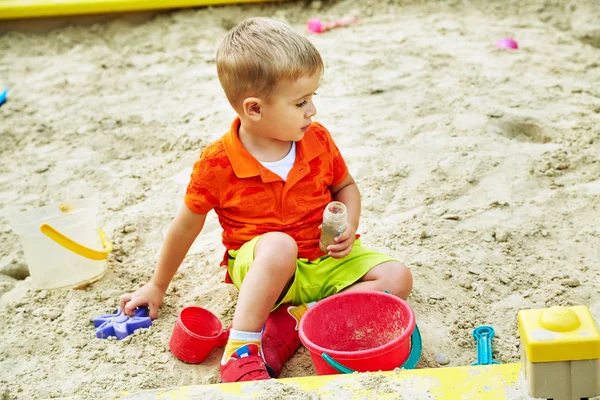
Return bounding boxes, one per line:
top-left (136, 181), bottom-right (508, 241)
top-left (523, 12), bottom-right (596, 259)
top-left (341, 261), bottom-right (413, 300)
top-left (232, 232), bottom-right (298, 332)
top-left (220, 232), bottom-right (297, 382)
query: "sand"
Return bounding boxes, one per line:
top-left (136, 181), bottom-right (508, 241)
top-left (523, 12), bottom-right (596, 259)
top-left (0, 0), bottom-right (599, 398)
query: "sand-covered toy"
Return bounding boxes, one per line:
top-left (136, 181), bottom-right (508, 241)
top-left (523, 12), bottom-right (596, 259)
top-left (94, 306), bottom-right (152, 340)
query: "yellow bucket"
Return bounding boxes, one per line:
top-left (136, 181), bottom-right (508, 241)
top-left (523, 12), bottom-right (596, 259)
top-left (10, 200), bottom-right (112, 290)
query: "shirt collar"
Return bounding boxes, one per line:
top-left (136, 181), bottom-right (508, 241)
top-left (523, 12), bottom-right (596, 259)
top-left (223, 117), bottom-right (325, 180)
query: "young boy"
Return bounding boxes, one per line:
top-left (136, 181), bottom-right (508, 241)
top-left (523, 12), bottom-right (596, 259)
top-left (119, 17), bottom-right (412, 383)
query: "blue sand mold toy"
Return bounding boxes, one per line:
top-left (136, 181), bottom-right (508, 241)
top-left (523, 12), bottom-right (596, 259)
top-left (472, 325), bottom-right (501, 365)
top-left (0, 89), bottom-right (7, 106)
top-left (94, 306), bottom-right (152, 340)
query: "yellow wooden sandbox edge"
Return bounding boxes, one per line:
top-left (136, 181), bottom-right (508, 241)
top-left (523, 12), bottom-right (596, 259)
top-left (117, 363), bottom-right (525, 399)
top-left (0, 0), bottom-right (286, 20)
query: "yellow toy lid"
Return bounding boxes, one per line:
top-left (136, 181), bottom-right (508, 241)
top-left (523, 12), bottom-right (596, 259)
top-left (518, 305), bottom-right (600, 363)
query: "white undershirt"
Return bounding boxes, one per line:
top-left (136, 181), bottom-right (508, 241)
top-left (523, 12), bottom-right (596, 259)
top-left (259, 142), bottom-right (296, 181)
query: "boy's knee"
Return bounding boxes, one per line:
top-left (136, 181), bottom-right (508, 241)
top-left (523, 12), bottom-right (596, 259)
top-left (383, 262), bottom-right (413, 300)
top-left (254, 232), bottom-right (298, 272)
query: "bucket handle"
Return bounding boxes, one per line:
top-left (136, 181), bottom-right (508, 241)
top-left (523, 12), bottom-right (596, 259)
top-left (321, 324), bottom-right (422, 374)
top-left (40, 223), bottom-right (113, 261)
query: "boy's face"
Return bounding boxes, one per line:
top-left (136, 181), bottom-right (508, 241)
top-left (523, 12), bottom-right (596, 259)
top-left (251, 71), bottom-right (320, 142)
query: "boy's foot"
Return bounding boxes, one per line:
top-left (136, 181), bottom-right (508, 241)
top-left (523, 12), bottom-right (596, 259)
top-left (220, 343), bottom-right (271, 382)
top-left (262, 303), bottom-right (307, 377)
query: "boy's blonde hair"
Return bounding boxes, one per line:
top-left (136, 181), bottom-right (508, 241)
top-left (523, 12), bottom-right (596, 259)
top-left (216, 17), bottom-right (324, 109)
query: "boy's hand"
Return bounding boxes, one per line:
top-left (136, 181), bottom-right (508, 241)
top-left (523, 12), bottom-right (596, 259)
top-left (119, 281), bottom-right (165, 320)
top-left (326, 222), bottom-right (357, 259)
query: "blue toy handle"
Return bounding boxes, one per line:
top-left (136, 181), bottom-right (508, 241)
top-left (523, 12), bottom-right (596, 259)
top-left (322, 324), bottom-right (422, 373)
top-left (472, 325), bottom-right (500, 366)
top-left (322, 353), bottom-right (354, 374)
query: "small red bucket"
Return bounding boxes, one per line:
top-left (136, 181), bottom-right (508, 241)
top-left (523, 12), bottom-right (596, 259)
top-left (169, 306), bottom-right (229, 363)
top-left (299, 291), bottom-right (415, 375)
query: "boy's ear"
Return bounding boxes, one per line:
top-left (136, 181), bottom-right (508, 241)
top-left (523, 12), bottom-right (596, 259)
top-left (242, 97), bottom-right (262, 121)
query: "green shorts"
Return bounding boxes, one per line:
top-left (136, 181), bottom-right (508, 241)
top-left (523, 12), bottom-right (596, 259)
top-left (227, 236), bottom-right (395, 308)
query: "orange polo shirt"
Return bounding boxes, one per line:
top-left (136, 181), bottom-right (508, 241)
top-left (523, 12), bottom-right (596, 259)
top-left (185, 117), bottom-right (348, 282)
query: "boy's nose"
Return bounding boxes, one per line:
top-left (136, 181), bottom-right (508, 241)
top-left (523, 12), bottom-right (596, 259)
top-left (306, 103), bottom-right (317, 118)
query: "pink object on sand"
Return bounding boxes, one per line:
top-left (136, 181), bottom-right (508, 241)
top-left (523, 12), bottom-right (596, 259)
top-left (307, 17), bottom-right (358, 34)
top-left (496, 37), bottom-right (519, 50)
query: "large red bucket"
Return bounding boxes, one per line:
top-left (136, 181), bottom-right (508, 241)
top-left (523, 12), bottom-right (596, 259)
top-left (299, 291), bottom-right (415, 375)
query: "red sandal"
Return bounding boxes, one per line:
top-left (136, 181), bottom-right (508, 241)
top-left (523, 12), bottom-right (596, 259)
top-left (220, 343), bottom-right (271, 383)
top-left (261, 304), bottom-right (304, 378)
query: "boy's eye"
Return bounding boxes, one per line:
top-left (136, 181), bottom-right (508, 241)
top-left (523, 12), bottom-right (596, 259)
top-left (295, 93), bottom-right (317, 108)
